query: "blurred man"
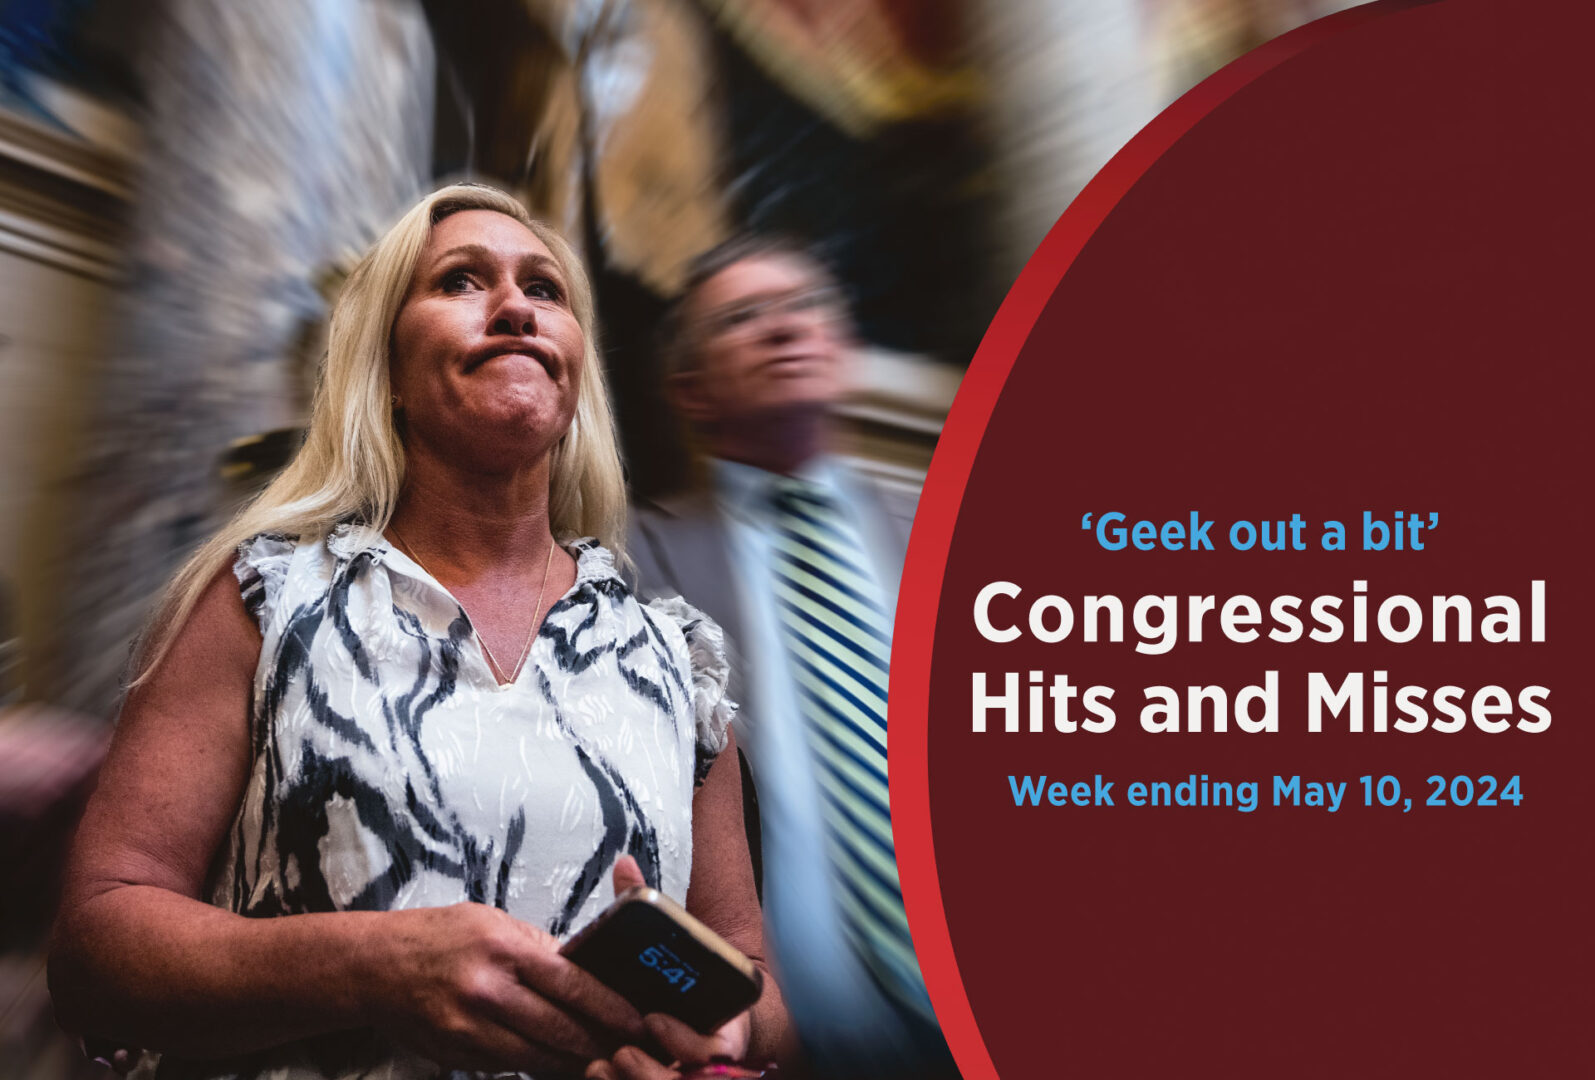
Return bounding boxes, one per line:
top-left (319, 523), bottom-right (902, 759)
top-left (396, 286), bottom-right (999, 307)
top-left (629, 236), bottom-right (957, 1079)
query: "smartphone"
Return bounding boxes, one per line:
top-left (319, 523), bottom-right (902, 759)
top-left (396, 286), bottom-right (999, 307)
top-left (560, 886), bottom-right (763, 1035)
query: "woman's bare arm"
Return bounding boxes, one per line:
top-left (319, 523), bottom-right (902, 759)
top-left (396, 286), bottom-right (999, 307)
top-left (48, 565), bottom-right (378, 1053)
top-left (683, 730), bottom-right (787, 1062)
top-left (49, 565), bottom-right (643, 1068)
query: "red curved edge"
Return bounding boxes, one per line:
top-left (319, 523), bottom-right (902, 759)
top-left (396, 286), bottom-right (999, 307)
top-left (886, 4), bottom-right (1426, 1077)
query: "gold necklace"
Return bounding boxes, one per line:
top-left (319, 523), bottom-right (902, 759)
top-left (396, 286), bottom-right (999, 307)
top-left (387, 523), bottom-right (558, 687)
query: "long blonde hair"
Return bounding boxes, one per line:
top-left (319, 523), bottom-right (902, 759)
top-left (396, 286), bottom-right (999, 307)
top-left (129, 183), bottom-right (627, 689)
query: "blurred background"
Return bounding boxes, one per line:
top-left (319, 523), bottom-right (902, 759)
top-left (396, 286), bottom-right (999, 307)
top-left (0, 0), bottom-right (1359, 1075)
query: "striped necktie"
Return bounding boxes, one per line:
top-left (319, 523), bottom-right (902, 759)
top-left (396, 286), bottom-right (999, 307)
top-left (767, 475), bottom-right (936, 1024)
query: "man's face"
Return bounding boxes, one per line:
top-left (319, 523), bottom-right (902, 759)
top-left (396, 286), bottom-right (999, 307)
top-left (676, 252), bottom-right (850, 425)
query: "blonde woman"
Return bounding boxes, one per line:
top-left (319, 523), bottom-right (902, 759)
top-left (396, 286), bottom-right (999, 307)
top-left (49, 184), bottom-right (782, 1080)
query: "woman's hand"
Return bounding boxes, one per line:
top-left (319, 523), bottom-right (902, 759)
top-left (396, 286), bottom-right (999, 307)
top-left (582, 857), bottom-right (758, 1080)
top-left (359, 901), bottom-right (647, 1074)
top-left (583, 1012), bottom-right (757, 1080)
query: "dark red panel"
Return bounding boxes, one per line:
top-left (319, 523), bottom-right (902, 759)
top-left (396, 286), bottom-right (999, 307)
top-left (893, 1), bottom-right (1595, 1075)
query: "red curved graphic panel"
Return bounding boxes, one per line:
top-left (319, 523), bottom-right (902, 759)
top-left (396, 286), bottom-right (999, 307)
top-left (891, 1), bottom-right (1594, 1074)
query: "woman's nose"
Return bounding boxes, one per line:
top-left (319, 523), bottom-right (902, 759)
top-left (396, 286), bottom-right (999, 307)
top-left (489, 286), bottom-right (538, 336)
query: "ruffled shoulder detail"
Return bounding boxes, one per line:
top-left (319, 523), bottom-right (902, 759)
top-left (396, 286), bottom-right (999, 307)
top-left (645, 594), bottom-right (737, 785)
top-left (326, 519), bottom-right (386, 561)
top-left (233, 532), bottom-right (298, 634)
top-left (567, 536), bottom-right (624, 585)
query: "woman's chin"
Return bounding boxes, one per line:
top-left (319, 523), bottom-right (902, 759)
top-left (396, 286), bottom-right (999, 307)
top-left (409, 412), bottom-right (569, 474)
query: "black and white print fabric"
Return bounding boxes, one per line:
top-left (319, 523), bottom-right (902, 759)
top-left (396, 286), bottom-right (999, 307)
top-left (132, 522), bottom-right (734, 1080)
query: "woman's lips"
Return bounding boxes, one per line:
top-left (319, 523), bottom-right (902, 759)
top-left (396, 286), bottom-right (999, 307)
top-left (465, 345), bottom-right (554, 374)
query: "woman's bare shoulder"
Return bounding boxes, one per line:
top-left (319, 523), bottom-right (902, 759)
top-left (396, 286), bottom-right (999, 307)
top-left (66, 561), bottom-right (263, 897)
top-left (133, 561), bottom-right (263, 713)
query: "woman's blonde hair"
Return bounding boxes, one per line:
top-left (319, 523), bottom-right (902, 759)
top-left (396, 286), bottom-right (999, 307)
top-left (129, 182), bottom-right (627, 689)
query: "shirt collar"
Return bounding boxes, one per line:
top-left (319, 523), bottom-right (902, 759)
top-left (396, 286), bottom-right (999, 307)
top-left (709, 455), bottom-right (846, 526)
top-left (326, 520), bottom-right (620, 589)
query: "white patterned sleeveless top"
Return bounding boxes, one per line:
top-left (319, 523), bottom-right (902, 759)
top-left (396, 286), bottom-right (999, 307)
top-left (131, 522), bottom-right (735, 1080)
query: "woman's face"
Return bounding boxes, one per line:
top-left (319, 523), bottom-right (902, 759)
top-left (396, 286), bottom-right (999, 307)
top-left (390, 209), bottom-right (584, 473)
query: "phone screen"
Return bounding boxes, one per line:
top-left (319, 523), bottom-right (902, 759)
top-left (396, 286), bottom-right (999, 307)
top-left (562, 894), bottom-right (761, 1033)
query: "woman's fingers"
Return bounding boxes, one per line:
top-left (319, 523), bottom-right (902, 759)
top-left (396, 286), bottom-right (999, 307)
top-left (607, 1044), bottom-right (681, 1080)
top-left (612, 854), bottom-right (647, 894)
top-left (586, 1059), bottom-right (623, 1080)
top-left (362, 904), bottom-right (642, 1067)
top-left (644, 1012), bottom-right (742, 1064)
top-left (585, 1010), bottom-right (759, 1080)
top-left (423, 1013), bottom-right (582, 1075)
top-left (483, 978), bottom-right (621, 1061)
top-left (511, 925), bottom-right (647, 1041)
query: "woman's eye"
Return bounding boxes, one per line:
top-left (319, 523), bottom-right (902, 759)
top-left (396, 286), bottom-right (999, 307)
top-left (440, 269), bottom-right (474, 292)
top-left (525, 278), bottom-right (562, 300)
